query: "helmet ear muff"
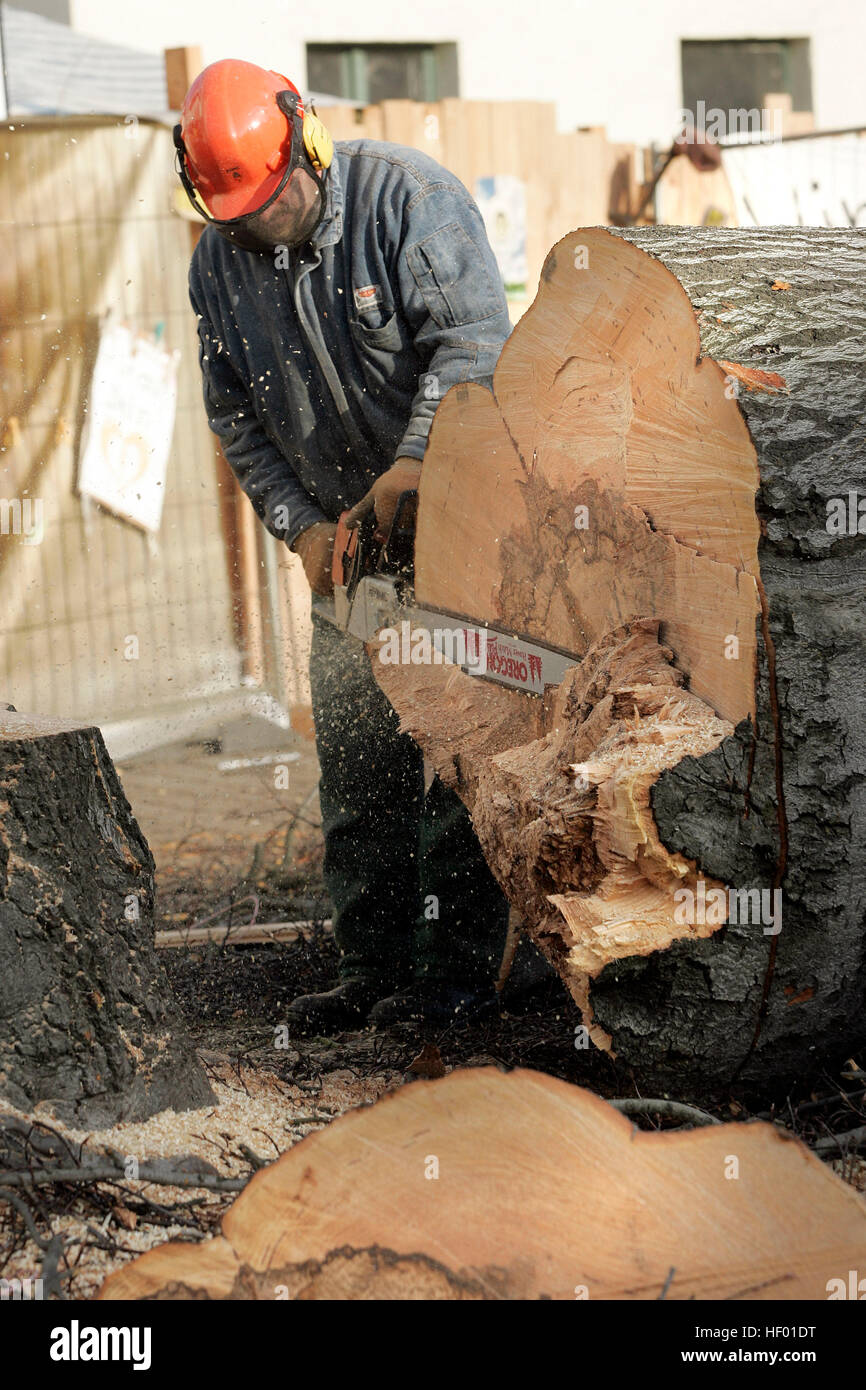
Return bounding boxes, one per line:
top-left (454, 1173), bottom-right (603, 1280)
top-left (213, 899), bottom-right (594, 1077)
top-left (302, 110), bottom-right (333, 171)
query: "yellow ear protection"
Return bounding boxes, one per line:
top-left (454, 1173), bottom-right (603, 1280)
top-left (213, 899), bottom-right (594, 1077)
top-left (270, 71), bottom-right (332, 171)
top-left (272, 89), bottom-right (332, 242)
top-left (302, 107), bottom-right (333, 172)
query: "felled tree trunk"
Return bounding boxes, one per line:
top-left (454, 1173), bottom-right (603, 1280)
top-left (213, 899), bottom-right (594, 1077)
top-left (0, 711), bottom-right (213, 1125)
top-left (100, 1069), bottom-right (866, 1300)
top-left (374, 226), bottom-right (866, 1097)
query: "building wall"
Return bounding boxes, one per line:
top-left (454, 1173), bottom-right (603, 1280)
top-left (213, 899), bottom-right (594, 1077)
top-left (4, 0), bottom-right (72, 20)
top-left (62, 0), bottom-right (866, 143)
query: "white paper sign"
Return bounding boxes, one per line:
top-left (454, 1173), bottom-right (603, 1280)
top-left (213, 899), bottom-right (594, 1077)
top-left (723, 133), bottom-right (866, 227)
top-left (78, 321), bottom-right (179, 532)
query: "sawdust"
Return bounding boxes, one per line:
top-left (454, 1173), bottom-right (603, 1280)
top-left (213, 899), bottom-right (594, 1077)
top-left (0, 1054), bottom-right (405, 1298)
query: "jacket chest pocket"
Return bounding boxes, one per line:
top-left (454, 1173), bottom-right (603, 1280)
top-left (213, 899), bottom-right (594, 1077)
top-left (406, 222), bottom-right (502, 328)
top-left (348, 310), bottom-right (404, 354)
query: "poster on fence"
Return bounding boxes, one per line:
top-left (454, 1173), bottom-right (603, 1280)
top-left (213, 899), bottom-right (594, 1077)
top-left (475, 174), bottom-right (528, 295)
top-left (78, 320), bottom-right (180, 532)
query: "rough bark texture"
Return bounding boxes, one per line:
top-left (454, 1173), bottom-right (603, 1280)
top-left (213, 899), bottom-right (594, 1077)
top-left (597, 227), bottom-right (866, 1092)
top-left (100, 1069), bottom-right (866, 1301)
top-left (374, 227), bottom-right (866, 1098)
top-left (0, 711), bottom-right (214, 1125)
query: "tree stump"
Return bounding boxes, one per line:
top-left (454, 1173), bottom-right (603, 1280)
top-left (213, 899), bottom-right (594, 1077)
top-left (0, 711), bottom-right (213, 1125)
top-left (374, 226), bottom-right (866, 1097)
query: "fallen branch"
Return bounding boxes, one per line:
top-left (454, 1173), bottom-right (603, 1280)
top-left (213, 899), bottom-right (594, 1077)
top-left (0, 1184), bottom-right (55, 1249)
top-left (609, 1098), bottom-right (721, 1127)
top-left (0, 1165), bottom-right (248, 1193)
top-left (155, 918), bottom-right (333, 949)
top-left (797, 1085), bottom-right (866, 1116)
top-left (281, 785), bottom-right (321, 868)
top-left (811, 1125), bottom-right (866, 1155)
top-left (0, 1186), bottom-right (72, 1299)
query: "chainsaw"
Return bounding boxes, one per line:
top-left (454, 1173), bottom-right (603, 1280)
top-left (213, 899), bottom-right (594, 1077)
top-left (320, 490), bottom-right (576, 696)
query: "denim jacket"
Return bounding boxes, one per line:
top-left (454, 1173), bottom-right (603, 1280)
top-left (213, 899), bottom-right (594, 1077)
top-left (188, 139), bottom-right (512, 548)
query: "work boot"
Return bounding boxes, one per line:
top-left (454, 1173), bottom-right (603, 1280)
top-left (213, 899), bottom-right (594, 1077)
top-left (285, 980), bottom-right (386, 1036)
top-left (368, 980), bottom-right (499, 1029)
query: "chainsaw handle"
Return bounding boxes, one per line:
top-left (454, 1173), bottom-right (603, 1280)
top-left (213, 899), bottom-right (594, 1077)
top-left (332, 488), bottom-right (418, 593)
top-left (388, 488), bottom-right (418, 537)
top-left (332, 505), bottom-right (379, 592)
top-left (379, 489), bottom-right (417, 578)
top-left (331, 511), bottom-right (357, 588)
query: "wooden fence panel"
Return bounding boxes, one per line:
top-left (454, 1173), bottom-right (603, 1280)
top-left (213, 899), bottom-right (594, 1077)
top-left (316, 97), bottom-right (640, 300)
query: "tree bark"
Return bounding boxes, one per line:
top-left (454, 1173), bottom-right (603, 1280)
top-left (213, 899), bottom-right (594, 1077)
top-left (0, 711), bottom-right (214, 1125)
top-left (374, 226), bottom-right (866, 1098)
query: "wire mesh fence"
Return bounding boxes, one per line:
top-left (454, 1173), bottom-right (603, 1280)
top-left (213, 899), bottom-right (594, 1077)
top-left (0, 118), bottom-right (260, 724)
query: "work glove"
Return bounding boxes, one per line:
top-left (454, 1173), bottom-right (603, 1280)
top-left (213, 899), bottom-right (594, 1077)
top-left (344, 458), bottom-right (422, 535)
top-left (292, 520), bottom-right (338, 597)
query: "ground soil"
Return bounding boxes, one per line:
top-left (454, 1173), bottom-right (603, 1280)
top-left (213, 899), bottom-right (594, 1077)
top-left (0, 715), bottom-right (862, 1298)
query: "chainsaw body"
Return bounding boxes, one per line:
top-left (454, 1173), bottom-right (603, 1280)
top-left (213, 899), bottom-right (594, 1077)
top-left (330, 490), bottom-right (417, 631)
top-left (321, 489), bottom-right (576, 696)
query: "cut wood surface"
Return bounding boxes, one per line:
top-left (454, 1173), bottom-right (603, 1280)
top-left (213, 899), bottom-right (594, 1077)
top-left (415, 231), bottom-right (761, 725)
top-left (0, 711), bottom-right (213, 1125)
top-left (374, 226), bottom-right (866, 1094)
top-left (99, 1069), bottom-right (866, 1301)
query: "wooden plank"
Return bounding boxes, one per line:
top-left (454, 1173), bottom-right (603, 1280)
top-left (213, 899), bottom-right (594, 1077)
top-left (316, 104), bottom-right (364, 142)
top-left (437, 97), bottom-right (467, 189)
top-left (275, 545), bottom-right (312, 709)
top-left (165, 47), bottom-right (203, 109)
top-left (235, 487), bottom-right (266, 686)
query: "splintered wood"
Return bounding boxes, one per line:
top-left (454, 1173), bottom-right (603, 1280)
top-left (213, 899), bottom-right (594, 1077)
top-left (100, 1069), bottom-right (866, 1301)
top-left (376, 621), bottom-right (730, 1049)
top-left (373, 229), bottom-right (762, 1049)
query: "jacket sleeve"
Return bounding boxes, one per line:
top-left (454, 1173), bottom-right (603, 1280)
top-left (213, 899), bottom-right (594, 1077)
top-left (188, 273), bottom-right (328, 549)
top-left (394, 183), bottom-right (512, 461)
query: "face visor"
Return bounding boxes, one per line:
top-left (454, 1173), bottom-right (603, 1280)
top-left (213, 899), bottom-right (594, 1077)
top-left (173, 89), bottom-right (317, 226)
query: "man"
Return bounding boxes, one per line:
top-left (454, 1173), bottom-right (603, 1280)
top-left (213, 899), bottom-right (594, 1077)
top-left (177, 59), bottom-right (512, 1033)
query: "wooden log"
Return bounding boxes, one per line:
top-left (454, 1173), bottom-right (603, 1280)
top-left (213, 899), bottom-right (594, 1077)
top-left (373, 226), bottom-right (866, 1097)
top-left (0, 711), bottom-right (214, 1125)
top-left (99, 1068), bottom-right (866, 1300)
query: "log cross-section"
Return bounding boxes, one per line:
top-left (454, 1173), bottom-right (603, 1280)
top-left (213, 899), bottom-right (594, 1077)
top-left (374, 226), bottom-right (866, 1095)
top-left (100, 1069), bottom-right (866, 1301)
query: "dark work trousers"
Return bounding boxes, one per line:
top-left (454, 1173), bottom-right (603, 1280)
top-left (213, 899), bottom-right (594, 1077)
top-left (309, 607), bottom-right (510, 990)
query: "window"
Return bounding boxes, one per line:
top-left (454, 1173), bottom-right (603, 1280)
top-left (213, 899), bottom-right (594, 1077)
top-left (681, 39), bottom-right (813, 121)
top-left (307, 43), bottom-right (458, 104)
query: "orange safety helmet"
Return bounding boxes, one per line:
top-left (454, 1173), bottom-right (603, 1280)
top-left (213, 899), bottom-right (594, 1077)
top-left (174, 59), bottom-right (331, 223)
